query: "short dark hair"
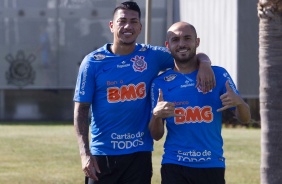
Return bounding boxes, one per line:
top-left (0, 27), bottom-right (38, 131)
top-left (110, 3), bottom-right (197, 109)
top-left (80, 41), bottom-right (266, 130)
top-left (113, 1), bottom-right (141, 19)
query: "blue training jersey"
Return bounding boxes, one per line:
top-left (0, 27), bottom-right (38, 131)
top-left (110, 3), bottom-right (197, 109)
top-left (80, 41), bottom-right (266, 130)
top-left (73, 43), bottom-right (174, 155)
top-left (150, 66), bottom-right (239, 168)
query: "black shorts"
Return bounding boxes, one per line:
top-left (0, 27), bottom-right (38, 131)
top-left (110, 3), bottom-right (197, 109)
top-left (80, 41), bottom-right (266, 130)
top-left (85, 151), bottom-right (152, 184)
top-left (161, 164), bottom-right (225, 184)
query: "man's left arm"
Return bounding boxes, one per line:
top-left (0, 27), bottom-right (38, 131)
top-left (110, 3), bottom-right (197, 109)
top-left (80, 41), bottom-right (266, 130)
top-left (217, 81), bottom-right (251, 123)
top-left (196, 53), bottom-right (216, 93)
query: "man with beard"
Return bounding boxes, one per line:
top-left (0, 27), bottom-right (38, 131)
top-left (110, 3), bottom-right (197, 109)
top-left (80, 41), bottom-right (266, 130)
top-left (149, 22), bottom-right (251, 184)
top-left (73, 2), bottom-right (216, 183)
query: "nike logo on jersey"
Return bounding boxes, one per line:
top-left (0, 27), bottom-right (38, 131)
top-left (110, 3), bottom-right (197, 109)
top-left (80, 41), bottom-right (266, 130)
top-left (103, 67), bottom-right (112, 72)
top-left (168, 86), bottom-right (178, 91)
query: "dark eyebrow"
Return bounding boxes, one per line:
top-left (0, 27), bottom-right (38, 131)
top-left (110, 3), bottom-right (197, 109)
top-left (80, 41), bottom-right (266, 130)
top-left (170, 36), bottom-right (179, 40)
top-left (118, 17), bottom-right (139, 21)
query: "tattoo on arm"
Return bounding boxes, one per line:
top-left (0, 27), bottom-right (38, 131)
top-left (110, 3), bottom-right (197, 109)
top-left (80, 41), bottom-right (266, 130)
top-left (74, 102), bottom-right (91, 155)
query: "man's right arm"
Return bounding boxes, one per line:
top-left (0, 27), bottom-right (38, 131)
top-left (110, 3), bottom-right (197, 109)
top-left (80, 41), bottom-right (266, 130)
top-left (74, 102), bottom-right (91, 156)
top-left (149, 115), bottom-right (165, 141)
top-left (74, 102), bottom-right (100, 181)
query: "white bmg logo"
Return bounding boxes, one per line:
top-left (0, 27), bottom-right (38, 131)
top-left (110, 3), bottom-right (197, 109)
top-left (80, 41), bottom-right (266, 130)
top-left (111, 131), bottom-right (144, 149)
top-left (111, 139), bottom-right (144, 149)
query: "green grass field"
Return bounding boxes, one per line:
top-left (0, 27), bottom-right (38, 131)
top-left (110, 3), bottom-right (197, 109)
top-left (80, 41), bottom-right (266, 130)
top-left (0, 123), bottom-right (260, 184)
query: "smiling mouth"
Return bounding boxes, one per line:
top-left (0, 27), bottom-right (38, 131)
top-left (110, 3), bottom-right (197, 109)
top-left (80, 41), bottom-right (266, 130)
top-left (178, 49), bottom-right (188, 53)
top-left (123, 32), bottom-right (133, 36)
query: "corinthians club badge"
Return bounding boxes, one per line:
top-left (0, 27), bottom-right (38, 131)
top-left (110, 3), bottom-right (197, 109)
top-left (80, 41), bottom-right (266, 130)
top-left (5, 50), bottom-right (36, 87)
top-left (130, 55), bottom-right (147, 72)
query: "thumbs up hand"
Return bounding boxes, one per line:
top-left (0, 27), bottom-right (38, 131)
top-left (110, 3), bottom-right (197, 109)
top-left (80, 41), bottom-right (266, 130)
top-left (153, 89), bottom-right (182, 118)
top-left (157, 88), bottom-right (164, 102)
top-left (217, 80), bottom-right (244, 112)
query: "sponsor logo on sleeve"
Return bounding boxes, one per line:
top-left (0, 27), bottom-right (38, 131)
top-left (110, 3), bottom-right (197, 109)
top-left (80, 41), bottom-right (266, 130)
top-left (223, 72), bottom-right (236, 92)
top-left (93, 53), bottom-right (106, 60)
top-left (164, 74), bottom-right (177, 81)
top-left (79, 63), bottom-right (89, 95)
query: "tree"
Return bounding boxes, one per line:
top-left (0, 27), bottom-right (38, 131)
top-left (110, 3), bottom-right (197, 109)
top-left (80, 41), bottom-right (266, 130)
top-left (258, 0), bottom-right (282, 183)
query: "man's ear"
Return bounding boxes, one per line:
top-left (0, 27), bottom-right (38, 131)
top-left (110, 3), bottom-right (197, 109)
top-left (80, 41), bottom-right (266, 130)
top-left (196, 38), bottom-right (200, 48)
top-left (109, 21), bottom-right (114, 33)
top-left (165, 41), bottom-right (169, 48)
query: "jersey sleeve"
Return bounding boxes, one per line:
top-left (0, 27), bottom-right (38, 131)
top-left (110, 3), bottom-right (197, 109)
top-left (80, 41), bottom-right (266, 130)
top-left (218, 68), bottom-right (239, 95)
top-left (73, 54), bottom-right (96, 103)
top-left (151, 45), bottom-right (174, 71)
top-left (150, 79), bottom-right (161, 117)
top-left (216, 67), bottom-right (239, 111)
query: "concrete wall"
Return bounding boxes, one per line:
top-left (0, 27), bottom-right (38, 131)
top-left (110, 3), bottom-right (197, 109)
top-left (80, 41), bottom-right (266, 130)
top-left (0, 0), bottom-right (259, 121)
top-left (0, 0), bottom-right (168, 121)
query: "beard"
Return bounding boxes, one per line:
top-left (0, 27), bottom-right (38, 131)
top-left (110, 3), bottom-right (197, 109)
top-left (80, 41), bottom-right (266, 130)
top-left (120, 40), bottom-right (136, 45)
top-left (172, 47), bottom-right (197, 64)
top-left (119, 35), bottom-right (137, 46)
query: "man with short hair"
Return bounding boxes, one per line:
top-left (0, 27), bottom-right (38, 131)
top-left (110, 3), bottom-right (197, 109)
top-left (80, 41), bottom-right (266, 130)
top-left (149, 22), bottom-right (251, 184)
